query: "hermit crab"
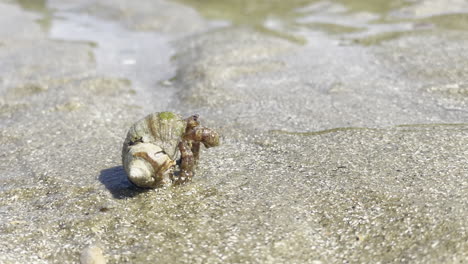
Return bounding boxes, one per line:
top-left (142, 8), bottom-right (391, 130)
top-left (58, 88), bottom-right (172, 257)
top-left (122, 112), bottom-right (220, 188)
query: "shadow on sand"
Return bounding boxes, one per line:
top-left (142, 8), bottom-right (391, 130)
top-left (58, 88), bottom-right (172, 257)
top-left (99, 166), bottom-right (148, 199)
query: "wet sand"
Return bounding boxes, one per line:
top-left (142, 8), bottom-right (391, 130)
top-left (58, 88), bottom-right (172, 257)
top-left (0, 0), bottom-right (467, 263)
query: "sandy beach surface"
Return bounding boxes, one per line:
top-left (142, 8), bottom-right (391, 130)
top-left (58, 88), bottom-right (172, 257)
top-left (0, 0), bottom-right (467, 263)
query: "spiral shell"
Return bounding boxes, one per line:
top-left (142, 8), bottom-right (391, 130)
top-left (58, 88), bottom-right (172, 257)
top-left (122, 112), bottom-right (186, 188)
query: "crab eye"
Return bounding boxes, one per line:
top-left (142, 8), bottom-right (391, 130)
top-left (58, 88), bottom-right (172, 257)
top-left (192, 114), bottom-right (199, 121)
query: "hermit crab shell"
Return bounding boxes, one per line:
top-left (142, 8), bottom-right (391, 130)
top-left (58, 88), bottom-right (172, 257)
top-left (122, 112), bottom-right (186, 188)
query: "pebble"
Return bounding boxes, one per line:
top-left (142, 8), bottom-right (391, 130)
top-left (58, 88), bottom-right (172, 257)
top-left (80, 246), bottom-right (106, 264)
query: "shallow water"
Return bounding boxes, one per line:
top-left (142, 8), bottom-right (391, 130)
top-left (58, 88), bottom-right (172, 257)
top-left (1, 0), bottom-right (468, 263)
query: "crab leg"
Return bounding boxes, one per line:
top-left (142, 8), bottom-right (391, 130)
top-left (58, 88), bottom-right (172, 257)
top-left (191, 142), bottom-right (201, 163)
top-left (177, 140), bottom-right (195, 184)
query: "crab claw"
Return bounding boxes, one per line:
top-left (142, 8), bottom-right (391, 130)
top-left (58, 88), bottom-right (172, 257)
top-left (201, 128), bottom-right (220, 148)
